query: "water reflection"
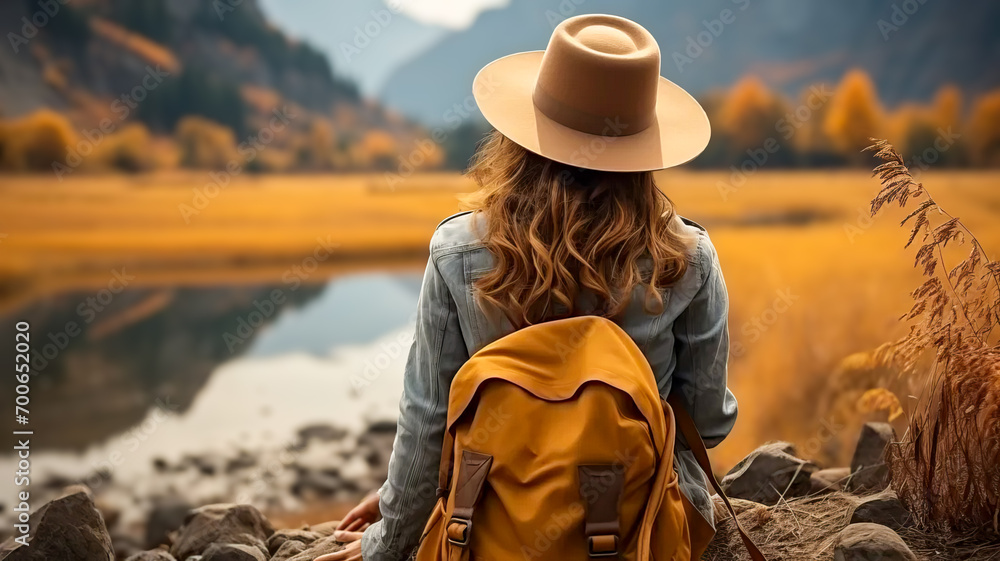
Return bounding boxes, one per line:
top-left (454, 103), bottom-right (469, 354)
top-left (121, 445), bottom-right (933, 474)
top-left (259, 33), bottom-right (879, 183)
top-left (0, 272), bottom-right (420, 454)
top-left (0, 272), bottom-right (421, 530)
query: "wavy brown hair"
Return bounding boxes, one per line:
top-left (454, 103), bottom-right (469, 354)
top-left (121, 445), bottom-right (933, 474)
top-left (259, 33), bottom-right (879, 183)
top-left (462, 131), bottom-right (694, 329)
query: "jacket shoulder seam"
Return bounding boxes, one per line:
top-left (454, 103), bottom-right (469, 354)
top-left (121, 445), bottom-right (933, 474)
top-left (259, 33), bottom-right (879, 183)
top-left (435, 210), bottom-right (474, 231)
top-left (679, 216), bottom-right (707, 232)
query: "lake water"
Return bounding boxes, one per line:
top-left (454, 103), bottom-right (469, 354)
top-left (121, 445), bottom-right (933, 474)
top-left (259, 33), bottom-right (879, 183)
top-left (0, 271), bottom-right (421, 504)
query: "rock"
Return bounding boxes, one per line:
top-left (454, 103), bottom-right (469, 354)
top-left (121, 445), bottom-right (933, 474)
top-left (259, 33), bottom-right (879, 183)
top-left (297, 424), bottom-right (348, 445)
top-left (145, 496), bottom-right (194, 549)
top-left (271, 535), bottom-right (344, 561)
top-left (365, 420), bottom-right (398, 434)
top-left (152, 457), bottom-right (171, 473)
top-left (39, 473), bottom-right (79, 491)
top-left (307, 521), bottom-right (339, 537)
top-left (848, 423), bottom-right (895, 493)
top-left (850, 489), bottom-right (913, 531)
top-left (201, 543), bottom-right (267, 561)
top-left (267, 528), bottom-right (324, 556)
top-left (270, 540), bottom-right (309, 560)
top-left (169, 504), bottom-right (273, 560)
top-left (720, 441), bottom-right (818, 505)
top-left (225, 451), bottom-right (257, 473)
top-left (811, 467), bottom-right (852, 494)
top-left (60, 483), bottom-right (95, 499)
top-left (357, 423), bottom-right (397, 481)
top-left (834, 523), bottom-right (916, 561)
top-left (111, 531), bottom-right (145, 559)
top-left (183, 454), bottom-right (219, 476)
top-left (124, 550), bottom-right (177, 561)
top-left (291, 470), bottom-right (345, 499)
top-left (0, 491), bottom-right (114, 561)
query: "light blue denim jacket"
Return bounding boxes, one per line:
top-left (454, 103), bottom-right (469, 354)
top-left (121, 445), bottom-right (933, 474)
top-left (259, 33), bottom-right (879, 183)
top-left (361, 211), bottom-right (738, 561)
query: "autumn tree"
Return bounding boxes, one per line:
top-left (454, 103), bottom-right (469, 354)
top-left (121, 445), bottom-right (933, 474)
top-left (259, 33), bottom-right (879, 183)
top-left (967, 91), bottom-right (1000, 167)
top-left (823, 70), bottom-right (884, 162)
top-left (175, 116), bottom-right (237, 169)
top-left (0, 110), bottom-right (76, 172)
top-left (714, 76), bottom-right (790, 164)
top-left (296, 120), bottom-right (338, 170)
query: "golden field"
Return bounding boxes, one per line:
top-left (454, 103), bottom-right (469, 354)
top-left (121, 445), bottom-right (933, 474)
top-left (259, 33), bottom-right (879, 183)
top-left (2, 170), bottom-right (998, 470)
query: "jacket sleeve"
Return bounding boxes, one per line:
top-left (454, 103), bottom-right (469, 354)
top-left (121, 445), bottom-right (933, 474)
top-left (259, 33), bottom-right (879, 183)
top-left (670, 234), bottom-right (738, 449)
top-left (362, 249), bottom-right (470, 561)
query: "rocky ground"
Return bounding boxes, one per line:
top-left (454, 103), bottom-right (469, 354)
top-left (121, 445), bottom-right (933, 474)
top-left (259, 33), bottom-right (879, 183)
top-left (1, 421), bottom-right (997, 560)
top-left (0, 419), bottom-right (396, 560)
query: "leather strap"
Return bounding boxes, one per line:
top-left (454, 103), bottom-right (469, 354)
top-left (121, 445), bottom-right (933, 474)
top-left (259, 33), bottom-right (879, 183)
top-left (452, 450), bottom-right (493, 521)
top-left (437, 429), bottom-right (455, 497)
top-left (578, 465), bottom-right (624, 558)
top-left (667, 394), bottom-right (768, 561)
top-left (447, 449), bottom-right (493, 548)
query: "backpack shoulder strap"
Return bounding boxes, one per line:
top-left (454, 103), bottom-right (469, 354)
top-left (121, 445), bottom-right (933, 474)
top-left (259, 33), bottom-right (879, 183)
top-left (667, 394), bottom-right (768, 561)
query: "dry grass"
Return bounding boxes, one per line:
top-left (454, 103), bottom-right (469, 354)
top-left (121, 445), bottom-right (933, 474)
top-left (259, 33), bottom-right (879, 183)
top-left (865, 140), bottom-right (1000, 534)
top-left (704, 492), bottom-right (1000, 560)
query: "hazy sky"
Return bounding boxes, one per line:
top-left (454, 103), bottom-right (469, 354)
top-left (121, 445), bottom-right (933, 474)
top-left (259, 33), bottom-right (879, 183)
top-left (392, 0), bottom-right (510, 30)
top-left (259, 0), bottom-right (509, 96)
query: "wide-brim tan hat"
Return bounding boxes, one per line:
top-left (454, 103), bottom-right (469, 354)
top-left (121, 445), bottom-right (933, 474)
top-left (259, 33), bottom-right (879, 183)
top-left (473, 14), bottom-right (710, 172)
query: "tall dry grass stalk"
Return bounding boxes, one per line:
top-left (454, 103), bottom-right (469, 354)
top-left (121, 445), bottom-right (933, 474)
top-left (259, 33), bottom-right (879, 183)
top-left (866, 139), bottom-right (1000, 533)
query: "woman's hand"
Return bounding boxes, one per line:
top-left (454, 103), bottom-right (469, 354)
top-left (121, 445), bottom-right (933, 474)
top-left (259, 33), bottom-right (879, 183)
top-left (336, 491), bottom-right (381, 532)
top-left (314, 530), bottom-right (363, 561)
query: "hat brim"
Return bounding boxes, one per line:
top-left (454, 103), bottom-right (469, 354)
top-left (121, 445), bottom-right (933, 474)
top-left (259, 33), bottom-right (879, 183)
top-left (473, 51), bottom-right (711, 172)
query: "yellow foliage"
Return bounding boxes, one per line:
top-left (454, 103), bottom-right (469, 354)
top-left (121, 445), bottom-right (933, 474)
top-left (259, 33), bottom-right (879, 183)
top-left (885, 103), bottom-right (935, 155)
top-left (717, 76), bottom-right (787, 150)
top-left (296, 120), bottom-right (338, 170)
top-left (931, 85), bottom-right (963, 131)
top-left (967, 90), bottom-right (1000, 166)
top-left (175, 116), bottom-right (238, 169)
top-left (94, 123), bottom-right (156, 173)
top-left (359, 129), bottom-right (397, 158)
top-left (353, 129), bottom-right (399, 170)
top-left (858, 388), bottom-right (905, 421)
top-left (0, 109), bottom-right (77, 172)
top-left (823, 70), bottom-right (884, 157)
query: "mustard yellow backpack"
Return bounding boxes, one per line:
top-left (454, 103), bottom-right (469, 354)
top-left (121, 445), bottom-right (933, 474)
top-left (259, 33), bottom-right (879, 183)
top-left (416, 316), bottom-right (765, 560)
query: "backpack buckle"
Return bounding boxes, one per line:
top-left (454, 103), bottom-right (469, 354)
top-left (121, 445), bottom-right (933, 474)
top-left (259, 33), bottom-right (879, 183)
top-left (587, 534), bottom-right (619, 557)
top-left (446, 516), bottom-right (472, 547)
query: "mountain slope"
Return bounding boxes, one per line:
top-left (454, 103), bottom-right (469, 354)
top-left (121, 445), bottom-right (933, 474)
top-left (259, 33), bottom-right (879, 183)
top-left (0, 0), bottom-right (404, 137)
top-left (379, 0), bottom-right (1000, 124)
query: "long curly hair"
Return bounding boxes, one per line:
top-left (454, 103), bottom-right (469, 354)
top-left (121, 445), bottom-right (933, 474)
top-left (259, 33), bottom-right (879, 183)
top-left (462, 130), bottom-right (693, 329)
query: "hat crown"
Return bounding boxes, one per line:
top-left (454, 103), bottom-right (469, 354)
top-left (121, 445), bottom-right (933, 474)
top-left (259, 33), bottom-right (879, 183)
top-left (574, 25), bottom-right (635, 55)
top-left (532, 15), bottom-right (661, 137)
